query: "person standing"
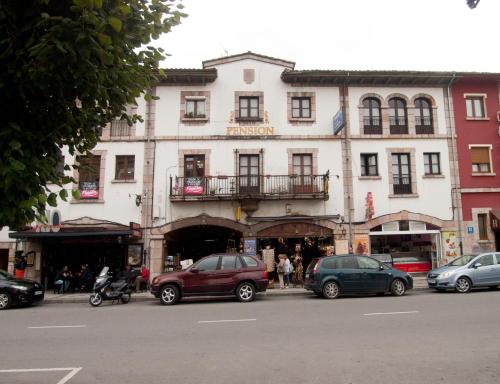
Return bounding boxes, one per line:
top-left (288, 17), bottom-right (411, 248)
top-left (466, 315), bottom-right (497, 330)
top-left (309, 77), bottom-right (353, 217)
top-left (284, 256), bottom-right (293, 288)
top-left (277, 254), bottom-right (286, 289)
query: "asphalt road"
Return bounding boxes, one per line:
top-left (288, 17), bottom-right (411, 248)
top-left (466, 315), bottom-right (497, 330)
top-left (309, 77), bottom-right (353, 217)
top-left (1, 289), bottom-right (500, 384)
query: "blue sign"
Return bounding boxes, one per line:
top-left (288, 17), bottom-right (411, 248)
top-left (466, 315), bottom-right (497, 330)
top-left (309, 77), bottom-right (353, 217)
top-left (244, 239), bottom-right (256, 255)
top-left (467, 225), bottom-right (474, 234)
top-left (333, 109), bottom-right (345, 135)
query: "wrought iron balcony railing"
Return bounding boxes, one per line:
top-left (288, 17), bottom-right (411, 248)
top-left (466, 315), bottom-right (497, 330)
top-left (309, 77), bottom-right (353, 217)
top-left (169, 174), bottom-right (329, 201)
top-left (363, 117), bottom-right (382, 134)
top-left (415, 116), bottom-right (434, 134)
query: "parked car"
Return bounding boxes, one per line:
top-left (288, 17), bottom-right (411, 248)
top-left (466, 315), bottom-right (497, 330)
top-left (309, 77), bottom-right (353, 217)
top-left (427, 253), bottom-right (500, 293)
top-left (0, 270), bottom-right (45, 310)
top-left (304, 255), bottom-right (413, 299)
top-left (151, 254), bottom-right (268, 305)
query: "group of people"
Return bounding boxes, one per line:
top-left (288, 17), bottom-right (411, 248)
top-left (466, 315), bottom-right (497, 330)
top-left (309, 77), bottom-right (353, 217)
top-left (53, 264), bottom-right (150, 294)
top-left (54, 264), bottom-right (94, 294)
top-left (275, 254), bottom-right (304, 289)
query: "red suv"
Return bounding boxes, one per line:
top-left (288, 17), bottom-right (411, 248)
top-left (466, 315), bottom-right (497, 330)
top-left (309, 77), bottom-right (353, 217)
top-left (151, 254), bottom-right (268, 305)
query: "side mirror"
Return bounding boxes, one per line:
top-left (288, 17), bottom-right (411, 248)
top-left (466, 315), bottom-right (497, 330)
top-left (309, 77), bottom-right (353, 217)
top-left (379, 265), bottom-right (385, 271)
top-left (190, 267), bottom-right (199, 273)
top-left (473, 262), bottom-right (482, 269)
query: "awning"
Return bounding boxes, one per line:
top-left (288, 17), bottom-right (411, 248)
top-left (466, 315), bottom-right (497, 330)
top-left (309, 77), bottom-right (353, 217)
top-left (490, 210), bottom-right (500, 231)
top-left (9, 229), bottom-right (133, 239)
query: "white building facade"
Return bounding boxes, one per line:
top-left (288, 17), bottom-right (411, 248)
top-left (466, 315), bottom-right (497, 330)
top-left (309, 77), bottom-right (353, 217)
top-left (4, 53), bottom-right (462, 285)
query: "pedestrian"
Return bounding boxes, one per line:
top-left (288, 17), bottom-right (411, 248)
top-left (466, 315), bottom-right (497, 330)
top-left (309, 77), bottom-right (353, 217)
top-left (284, 256), bottom-right (293, 288)
top-left (293, 254), bottom-right (303, 287)
top-left (54, 266), bottom-right (70, 294)
top-left (277, 254), bottom-right (286, 289)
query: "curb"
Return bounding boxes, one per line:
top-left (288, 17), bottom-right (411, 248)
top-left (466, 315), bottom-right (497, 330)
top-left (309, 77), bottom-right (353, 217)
top-left (44, 286), bottom-right (430, 304)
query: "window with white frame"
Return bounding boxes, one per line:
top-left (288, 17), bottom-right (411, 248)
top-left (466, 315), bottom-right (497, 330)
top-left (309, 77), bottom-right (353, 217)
top-left (465, 96), bottom-right (486, 119)
top-left (470, 146), bottom-right (491, 173)
top-left (185, 98), bottom-right (206, 118)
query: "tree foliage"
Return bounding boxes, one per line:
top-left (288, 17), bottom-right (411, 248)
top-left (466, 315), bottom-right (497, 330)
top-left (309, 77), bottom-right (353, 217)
top-left (0, 0), bottom-right (185, 229)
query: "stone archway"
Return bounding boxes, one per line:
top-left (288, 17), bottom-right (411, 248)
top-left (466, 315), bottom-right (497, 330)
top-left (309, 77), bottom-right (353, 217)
top-left (365, 210), bottom-right (445, 230)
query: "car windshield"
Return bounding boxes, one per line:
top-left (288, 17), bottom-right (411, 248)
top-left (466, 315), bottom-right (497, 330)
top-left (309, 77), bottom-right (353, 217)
top-left (447, 255), bottom-right (476, 266)
top-left (0, 270), bottom-right (13, 280)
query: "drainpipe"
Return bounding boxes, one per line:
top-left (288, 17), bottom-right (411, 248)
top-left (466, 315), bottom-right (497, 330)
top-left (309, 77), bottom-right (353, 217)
top-left (342, 73), bottom-right (353, 251)
top-left (446, 73), bottom-right (464, 255)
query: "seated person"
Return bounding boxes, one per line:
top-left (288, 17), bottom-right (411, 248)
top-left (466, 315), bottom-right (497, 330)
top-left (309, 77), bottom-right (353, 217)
top-left (135, 265), bottom-right (150, 292)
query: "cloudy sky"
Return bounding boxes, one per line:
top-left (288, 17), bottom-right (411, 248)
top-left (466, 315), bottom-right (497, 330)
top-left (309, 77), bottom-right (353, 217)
top-left (155, 0), bottom-right (499, 72)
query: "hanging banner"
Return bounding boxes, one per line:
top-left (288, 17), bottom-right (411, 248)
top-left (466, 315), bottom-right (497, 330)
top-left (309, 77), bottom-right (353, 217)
top-left (183, 177), bottom-right (204, 195)
top-left (244, 239), bottom-right (257, 256)
top-left (441, 231), bottom-right (458, 264)
top-left (365, 192), bottom-right (375, 220)
top-left (80, 181), bottom-right (99, 199)
top-left (353, 234), bottom-right (369, 255)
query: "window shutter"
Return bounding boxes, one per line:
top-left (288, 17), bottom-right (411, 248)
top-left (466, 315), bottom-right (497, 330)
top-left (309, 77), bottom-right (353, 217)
top-left (470, 147), bottom-right (490, 163)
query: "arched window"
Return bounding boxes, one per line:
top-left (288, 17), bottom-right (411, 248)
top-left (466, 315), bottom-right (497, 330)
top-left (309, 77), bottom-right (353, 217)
top-left (51, 211), bottom-right (60, 226)
top-left (389, 97), bottom-right (408, 134)
top-left (362, 98), bottom-right (382, 134)
top-left (415, 98), bottom-right (433, 134)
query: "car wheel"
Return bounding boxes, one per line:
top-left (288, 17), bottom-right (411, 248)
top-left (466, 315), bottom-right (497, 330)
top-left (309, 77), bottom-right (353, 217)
top-left (0, 292), bottom-right (11, 310)
top-left (89, 293), bottom-right (103, 307)
top-left (160, 285), bottom-right (179, 305)
top-left (390, 279), bottom-right (406, 296)
top-left (455, 277), bottom-right (472, 293)
top-left (236, 282), bottom-right (256, 302)
top-left (120, 293), bottom-right (131, 304)
top-left (488, 286), bottom-right (498, 290)
top-left (322, 281), bottom-right (340, 299)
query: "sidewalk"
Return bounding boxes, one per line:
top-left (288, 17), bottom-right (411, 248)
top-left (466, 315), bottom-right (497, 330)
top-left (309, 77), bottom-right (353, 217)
top-left (43, 277), bottom-right (429, 304)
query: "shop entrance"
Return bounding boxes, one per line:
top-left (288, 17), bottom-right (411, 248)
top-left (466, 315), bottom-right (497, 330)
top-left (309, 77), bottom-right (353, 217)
top-left (164, 225), bottom-right (242, 271)
top-left (0, 248), bottom-right (8, 271)
top-left (41, 239), bottom-right (127, 289)
top-left (369, 221), bottom-right (441, 273)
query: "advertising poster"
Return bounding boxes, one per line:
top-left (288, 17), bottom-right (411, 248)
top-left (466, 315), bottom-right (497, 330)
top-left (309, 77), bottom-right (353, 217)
top-left (183, 177), bottom-right (204, 195)
top-left (441, 231), bottom-right (458, 264)
top-left (335, 239), bottom-right (349, 255)
top-left (353, 234), bottom-right (369, 255)
top-left (244, 239), bottom-right (257, 256)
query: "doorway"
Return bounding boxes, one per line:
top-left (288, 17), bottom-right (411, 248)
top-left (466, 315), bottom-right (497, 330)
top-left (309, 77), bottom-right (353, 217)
top-left (0, 249), bottom-right (8, 271)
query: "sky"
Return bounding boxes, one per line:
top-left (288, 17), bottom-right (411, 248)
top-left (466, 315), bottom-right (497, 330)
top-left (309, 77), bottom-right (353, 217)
top-left (155, 0), bottom-right (500, 72)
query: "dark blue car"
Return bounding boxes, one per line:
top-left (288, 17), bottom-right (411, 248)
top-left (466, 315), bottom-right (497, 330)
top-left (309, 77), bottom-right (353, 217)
top-left (304, 255), bottom-right (413, 299)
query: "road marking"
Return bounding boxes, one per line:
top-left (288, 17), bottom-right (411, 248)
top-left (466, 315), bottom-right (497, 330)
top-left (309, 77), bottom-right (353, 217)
top-left (0, 367), bottom-right (82, 384)
top-left (28, 325), bottom-right (87, 329)
top-left (198, 318), bottom-right (257, 324)
top-left (363, 311), bottom-right (419, 316)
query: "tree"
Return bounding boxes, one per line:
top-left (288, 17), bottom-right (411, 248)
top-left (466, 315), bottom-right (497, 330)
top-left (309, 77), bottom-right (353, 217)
top-left (0, 0), bottom-right (186, 229)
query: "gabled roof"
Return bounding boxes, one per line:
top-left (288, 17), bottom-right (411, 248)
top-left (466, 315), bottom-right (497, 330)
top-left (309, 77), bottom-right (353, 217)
top-left (202, 51), bottom-right (295, 70)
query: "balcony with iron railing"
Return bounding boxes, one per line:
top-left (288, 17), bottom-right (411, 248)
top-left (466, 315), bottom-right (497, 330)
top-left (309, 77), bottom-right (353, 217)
top-left (169, 174), bottom-right (329, 201)
top-left (415, 116), bottom-right (434, 134)
top-left (393, 176), bottom-right (412, 194)
top-left (110, 119), bottom-right (131, 137)
top-left (363, 117), bottom-right (382, 134)
top-left (389, 116), bottom-right (408, 134)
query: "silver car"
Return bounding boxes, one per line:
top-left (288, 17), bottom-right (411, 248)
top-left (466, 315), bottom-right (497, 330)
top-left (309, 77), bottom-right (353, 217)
top-left (427, 253), bottom-right (500, 293)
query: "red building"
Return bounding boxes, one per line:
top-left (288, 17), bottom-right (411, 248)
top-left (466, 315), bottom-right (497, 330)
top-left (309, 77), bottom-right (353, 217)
top-left (452, 74), bottom-right (500, 254)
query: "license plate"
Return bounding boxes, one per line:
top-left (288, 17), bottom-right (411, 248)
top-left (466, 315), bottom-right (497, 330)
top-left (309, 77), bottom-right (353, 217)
top-left (428, 279), bottom-right (436, 284)
top-left (35, 290), bottom-right (43, 295)
top-left (305, 273), bottom-right (309, 279)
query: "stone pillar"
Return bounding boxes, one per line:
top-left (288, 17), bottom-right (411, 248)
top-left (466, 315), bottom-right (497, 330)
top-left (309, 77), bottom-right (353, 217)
top-left (149, 236), bottom-right (164, 279)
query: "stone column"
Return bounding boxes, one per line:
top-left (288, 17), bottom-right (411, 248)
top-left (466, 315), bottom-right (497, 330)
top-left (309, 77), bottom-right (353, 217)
top-left (149, 236), bottom-right (164, 279)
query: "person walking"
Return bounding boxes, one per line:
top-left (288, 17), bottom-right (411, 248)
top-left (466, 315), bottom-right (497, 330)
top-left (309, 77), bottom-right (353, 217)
top-left (277, 254), bottom-right (286, 289)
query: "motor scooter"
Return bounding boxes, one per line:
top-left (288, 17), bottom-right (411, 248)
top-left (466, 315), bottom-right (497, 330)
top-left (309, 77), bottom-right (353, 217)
top-left (89, 267), bottom-right (132, 307)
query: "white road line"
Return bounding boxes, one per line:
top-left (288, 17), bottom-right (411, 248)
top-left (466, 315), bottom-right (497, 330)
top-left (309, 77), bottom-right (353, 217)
top-left (0, 367), bottom-right (82, 384)
top-left (28, 325), bottom-right (87, 329)
top-left (198, 318), bottom-right (257, 324)
top-left (363, 311), bottom-right (419, 316)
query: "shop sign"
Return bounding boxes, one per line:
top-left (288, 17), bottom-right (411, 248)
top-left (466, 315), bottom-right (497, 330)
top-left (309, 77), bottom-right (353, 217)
top-left (34, 224), bottom-right (61, 233)
top-left (467, 225), bottom-right (474, 234)
top-left (333, 109), bottom-right (345, 135)
top-left (183, 177), bottom-right (204, 195)
top-left (353, 234), bottom-right (369, 255)
top-left (244, 239), bottom-right (256, 256)
top-left (80, 181), bottom-right (99, 199)
top-left (441, 231), bottom-right (458, 264)
top-left (226, 111), bottom-right (274, 136)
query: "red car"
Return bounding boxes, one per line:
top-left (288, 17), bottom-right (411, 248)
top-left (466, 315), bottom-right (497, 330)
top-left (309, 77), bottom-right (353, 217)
top-left (151, 254), bottom-right (268, 305)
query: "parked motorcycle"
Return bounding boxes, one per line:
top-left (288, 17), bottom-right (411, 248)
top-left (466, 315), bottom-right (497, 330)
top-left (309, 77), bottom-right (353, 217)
top-left (89, 266), bottom-right (132, 307)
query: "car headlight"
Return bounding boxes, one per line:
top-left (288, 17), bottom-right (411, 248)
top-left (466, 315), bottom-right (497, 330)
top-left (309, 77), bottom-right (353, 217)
top-left (440, 271), bottom-right (454, 279)
top-left (152, 277), bottom-right (160, 285)
top-left (12, 285), bottom-right (29, 291)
